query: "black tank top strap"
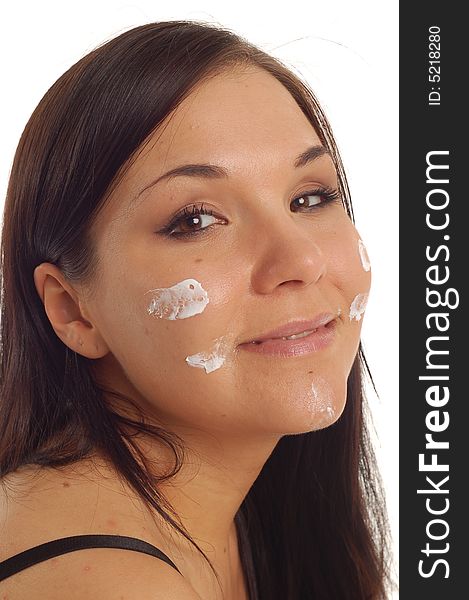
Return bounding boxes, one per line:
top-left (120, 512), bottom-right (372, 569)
top-left (0, 534), bottom-right (181, 582)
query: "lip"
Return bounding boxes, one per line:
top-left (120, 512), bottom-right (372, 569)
top-left (237, 313), bottom-right (337, 358)
top-left (239, 313), bottom-right (335, 344)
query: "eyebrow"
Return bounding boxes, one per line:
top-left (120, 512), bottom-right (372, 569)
top-left (133, 143), bottom-right (330, 202)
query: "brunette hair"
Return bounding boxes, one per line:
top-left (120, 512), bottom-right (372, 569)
top-left (0, 20), bottom-right (392, 599)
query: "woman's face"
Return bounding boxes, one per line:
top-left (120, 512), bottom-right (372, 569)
top-left (83, 65), bottom-right (371, 438)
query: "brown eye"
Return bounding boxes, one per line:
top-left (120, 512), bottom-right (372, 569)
top-left (171, 211), bottom-right (218, 235)
top-left (290, 187), bottom-right (341, 212)
top-left (291, 194), bottom-right (323, 210)
top-left (161, 203), bottom-right (227, 239)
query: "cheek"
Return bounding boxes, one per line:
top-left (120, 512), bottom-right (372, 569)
top-left (318, 221), bottom-right (371, 380)
top-left (96, 263), bottom-right (238, 389)
top-left (90, 215), bottom-right (372, 436)
top-left (323, 223), bottom-right (372, 309)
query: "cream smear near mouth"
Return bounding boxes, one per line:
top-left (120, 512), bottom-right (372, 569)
top-left (349, 293), bottom-right (369, 321)
top-left (185, 336), bottom-right (230, 374)
top-left (146, 278), bottom-right (209, 320)
top-left (358, 239), bottom-right (371, 272)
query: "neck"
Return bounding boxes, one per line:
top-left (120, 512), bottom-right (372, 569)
top-left (99, 426), bottom-right (280, 598)
top-left (139, 427), bottom-right (279, 551)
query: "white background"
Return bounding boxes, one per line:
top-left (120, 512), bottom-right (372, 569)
top-left (0, 1), bottom-right (398, 596)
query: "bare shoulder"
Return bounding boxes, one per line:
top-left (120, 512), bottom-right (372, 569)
top-left (0, 460), bottom-right (201, 599)
top-left (0, 460), bottom-right (135, 554)
top-left (0, 457), bottom-right (155, 558)
top-left (0, 547), bottom-right (202, 599)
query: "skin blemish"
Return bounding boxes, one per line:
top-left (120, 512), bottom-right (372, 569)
top-left (349, 293), bottom-right (369, 321)
top-left (358, 239), bottom-right (371, 272)
top-left (62, 481), bottom-right (70, 488)
top-left (145, 278), bottom-right (209, 320)
top-left (83, 565), bottom-right (92, 572)
top-left (185, 336), bottom-right (231, 374)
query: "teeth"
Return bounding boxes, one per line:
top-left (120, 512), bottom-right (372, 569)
top-left (281, 328), bottom-right (316, 340)
top-left (251, 328), bottom-right (316, 344)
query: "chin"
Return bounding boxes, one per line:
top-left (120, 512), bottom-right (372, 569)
top-left (274, 375), bottom-right (348, 435)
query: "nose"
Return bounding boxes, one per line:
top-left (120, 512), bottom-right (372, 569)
top-left (249, 214), bottom-right (327, 295)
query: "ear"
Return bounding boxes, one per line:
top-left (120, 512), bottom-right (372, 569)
top-left (33, 262), bottom-right (109, 359)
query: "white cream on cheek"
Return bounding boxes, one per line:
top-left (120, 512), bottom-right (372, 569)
top-left (145, 278), bottom-right (209, 320)
top-left (143, 277), bottom-right (231, 374)
top-left (358, 239), bottom-right (371, 272)
top-left (349, 293), bottom-right (369, 321)
top-left (185, 336), bottom-right (231, 374)
top-left (348, 240), bottom-right (370, 321)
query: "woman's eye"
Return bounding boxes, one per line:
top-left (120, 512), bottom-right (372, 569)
top-left (291, 193), bottom-right (323, 210)
top-left (171, 212), bottom-right (217, 235)
top-left (161, 204), bottom-right (225, 238)
top-left (290, 187), bottom-right (341, 212)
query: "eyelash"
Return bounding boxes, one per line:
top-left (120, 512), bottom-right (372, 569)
top-left (159, 185), bottom-right (341, 240)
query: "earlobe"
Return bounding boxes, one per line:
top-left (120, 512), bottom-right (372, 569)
top-left (33, 262), bottom-right (109, 359)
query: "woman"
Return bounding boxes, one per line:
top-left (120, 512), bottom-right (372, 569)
top-left (0, 20), bottom-right (392, 599)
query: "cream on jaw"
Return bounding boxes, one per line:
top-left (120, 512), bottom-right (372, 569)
top-left (358, 239), bottom-right (371, 272)
top-left (185, 336), bottom-right (230, 374)
top-left (310, 376), bottom-right (336, 428)
top-left (145, 278), bottom-right (209, 320)
top-left (349, 293), bottom-right (369, 321)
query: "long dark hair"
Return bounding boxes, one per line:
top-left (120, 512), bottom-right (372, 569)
top-left (0, 20), bottom-right (392, 599)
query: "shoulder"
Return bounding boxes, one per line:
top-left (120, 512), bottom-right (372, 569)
top-left (0, 547), bottom-right (202, 599)
top-left (0, 458), bottom-right (153, 556)
top-left (0, 461), bottom-right (201, 599)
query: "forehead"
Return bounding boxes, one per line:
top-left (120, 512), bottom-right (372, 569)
top-left (96, 65), bottom-right (336, 236)
top-left (123, 66), bottom-right (324, 187)
top-left (160, 66), bottom-right (320, 150)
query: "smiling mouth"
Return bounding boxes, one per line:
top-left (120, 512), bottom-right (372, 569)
top-left (237, 319), bottom-right (337, 358)
top-left (250, 327), bottom-right (319, 344)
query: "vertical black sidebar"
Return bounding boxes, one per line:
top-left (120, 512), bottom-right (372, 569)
top-left (400, 3), bottom-right (466, 598)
